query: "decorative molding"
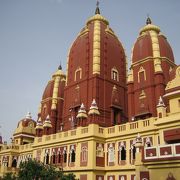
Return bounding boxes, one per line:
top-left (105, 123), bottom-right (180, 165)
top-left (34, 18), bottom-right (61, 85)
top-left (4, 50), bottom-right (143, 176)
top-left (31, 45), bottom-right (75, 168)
top-left (93, 20), bottom-right (101, 74)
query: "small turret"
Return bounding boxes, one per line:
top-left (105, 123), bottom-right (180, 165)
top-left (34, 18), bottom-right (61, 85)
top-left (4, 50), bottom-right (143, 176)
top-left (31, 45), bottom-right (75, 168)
top-left (35, 117), bottom-right (43, 137)
top-left (157, 96), bottom-right (166, 118)
top-left (43, 115), bottom-right (52, 135)
top-left (13, 112), bottom-right (36, 145)
top-left (88, 99), bottom-right (100, 115)
top-left (76, 103), bottom-right (88, 127)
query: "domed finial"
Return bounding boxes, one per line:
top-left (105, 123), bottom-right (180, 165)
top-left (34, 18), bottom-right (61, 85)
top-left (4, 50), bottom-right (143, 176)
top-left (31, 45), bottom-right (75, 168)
top-left (146, 15), bottom-right (152, 25)
top-left (95, 0), bottom-right (100, 14)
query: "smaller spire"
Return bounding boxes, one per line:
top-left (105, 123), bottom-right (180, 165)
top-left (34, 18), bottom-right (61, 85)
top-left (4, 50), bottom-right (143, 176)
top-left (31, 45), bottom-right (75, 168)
top-left (146, 15), bottom-right (152, 25)
top-left (43, 114), bottom-right (52, 128)
top-left (76, 103), bottom-right (88, 119)
top-left (157, 96), bottom-right (165, 107)
top-left (45, 115), bottom-right (50, 121)
top-left (95, 0), bottom-right (100, 14)
top-left (88, 99), bottom-right (100, 115)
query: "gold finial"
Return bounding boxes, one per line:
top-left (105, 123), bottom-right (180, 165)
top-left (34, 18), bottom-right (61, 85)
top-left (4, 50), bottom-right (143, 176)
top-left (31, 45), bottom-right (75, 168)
top-left (95, 0), bottom-right (100, 14)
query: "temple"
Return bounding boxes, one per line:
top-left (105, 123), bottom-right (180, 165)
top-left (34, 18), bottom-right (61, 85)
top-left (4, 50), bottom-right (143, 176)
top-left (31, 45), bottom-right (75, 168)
top-left (0, 4), bottom-right (180, 180)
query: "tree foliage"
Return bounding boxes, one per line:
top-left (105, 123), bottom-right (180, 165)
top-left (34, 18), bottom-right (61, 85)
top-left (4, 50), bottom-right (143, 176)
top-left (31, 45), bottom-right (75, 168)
top-left (2, 159), bottom-right (76, 180)
top-left (2, 172), bottom-right (16, 180)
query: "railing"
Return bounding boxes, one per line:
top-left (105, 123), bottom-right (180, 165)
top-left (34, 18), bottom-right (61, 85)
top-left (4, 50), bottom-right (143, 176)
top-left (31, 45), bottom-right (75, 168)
top-left (130, 122), bottom-right (138, 129)
top-left (64, 132), bottom-right (68, 137)
top-left (1, 145), bottom-right (19, 150)
top-left (20, 143), bottom-right (33, 151)
top-left (108, 127), bottom-right (115, 134)
top-left (32, 119), bottom-right (155, 145)
top-left (119, 124), bottom-right (126, 132)
top-left (71, 130), bottom-right (76, 136)
top-left (107, 118), bottom-right (154, 135)
top-left (144, 143), bottom-right (180, 160)
top-left (81, 127), bottom-right (88, 134)
top-left (99, 127), bottom-right (104, 134)
top-left (38, 137), bottom-right (42, 142)
top-left (45, 135), bottom-right (51, 141)
top-left (53, 134), bottom-right (56, 139)
top-left (143, 119), bottom-right (150, 127)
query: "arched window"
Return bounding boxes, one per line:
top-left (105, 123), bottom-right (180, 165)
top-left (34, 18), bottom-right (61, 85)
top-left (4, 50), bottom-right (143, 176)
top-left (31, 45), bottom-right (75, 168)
top-left (52, 150), bottom-right (56, 164)
top-left (132, 146), bottom-right (136, 160)
top-left (138, 66), bottom-right (146, 83)
top-left (57, 149), bottom-right (61, 164)
top-left (63, 148), bottom-right (67, 163)
top-left (119, 142), bottom-right (126, 164)
top-left (96, 143), bottom-right (104, 157)
top-left (71, 150), bottom-right (75, 162)
top-left (111, 67), bottom-right (119, 81)
top-left (44, 150), bottom-right (49, 164)
top-left (45, 154), bottom-right (49, 164)
top-left (121, 146), bottom-right (126, 160)
top-left (70, 145), bottom-right (76, 163)
top-left (81, 147), bottom-right (87, 162)
top-left (75, 67), bottom-right (82, 81)
top-left (130, 140), bottom-right (136, 164)
top-left (120, 176), bottom-right (125, 180)
top-left (145, 137), bottom-right (152, 147)
top-left (108, 144), bottom-right (115, 163)
top-left (12, 157), bottom-right (17, 168)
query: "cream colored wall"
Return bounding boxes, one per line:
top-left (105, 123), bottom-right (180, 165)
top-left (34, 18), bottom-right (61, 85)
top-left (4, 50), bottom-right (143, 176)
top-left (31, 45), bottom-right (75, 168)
top-left (150, 166), bottom-right (180, 180)
top-left (169, 97), bottom-right (180, 114)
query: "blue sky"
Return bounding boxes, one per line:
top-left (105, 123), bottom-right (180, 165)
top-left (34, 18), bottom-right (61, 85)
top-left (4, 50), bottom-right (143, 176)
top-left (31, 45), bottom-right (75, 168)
top-left (0, 0), bottom-right (180, 142)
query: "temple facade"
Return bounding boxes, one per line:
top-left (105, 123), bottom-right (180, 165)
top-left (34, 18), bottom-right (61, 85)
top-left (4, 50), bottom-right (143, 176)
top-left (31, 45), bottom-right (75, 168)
top-left (0, 5), bottom-right (180, 180)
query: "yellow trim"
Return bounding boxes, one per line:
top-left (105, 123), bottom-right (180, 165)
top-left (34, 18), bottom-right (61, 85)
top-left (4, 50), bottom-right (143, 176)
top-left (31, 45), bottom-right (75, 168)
top-left (78, 26), bottom-right (89, 37)
top-left (41, 97), bottom-right (64, 104)
top-left (132, 57), bottom-right (176, 67)
top-left (166, 66), bottom-right (180, 91)
top-left (149, 30), bottom-right (162, 72)
top-left (51, 76), bottom-right (60, 109)
top-left (86, 14), bottom-right (109, 26)
top-left (140, 24), bottom-right (160, 35)
top-left (105, 26), bottom-right (118, 40)
top-left (93, 20), bottom-right (101, 74)
top-left (127, 68), bottom-right (133, 82)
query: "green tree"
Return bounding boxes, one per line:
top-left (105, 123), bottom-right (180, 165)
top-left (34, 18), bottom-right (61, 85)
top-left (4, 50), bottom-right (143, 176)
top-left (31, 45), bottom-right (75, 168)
top-left (2, 172), bottom-right (17, 180)
top-left (16, 159), bottom-right (76, 180)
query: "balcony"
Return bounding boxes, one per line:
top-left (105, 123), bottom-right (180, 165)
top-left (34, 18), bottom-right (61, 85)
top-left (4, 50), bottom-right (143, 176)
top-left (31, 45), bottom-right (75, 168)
top-left (143, 143), bottom-right (180, 161)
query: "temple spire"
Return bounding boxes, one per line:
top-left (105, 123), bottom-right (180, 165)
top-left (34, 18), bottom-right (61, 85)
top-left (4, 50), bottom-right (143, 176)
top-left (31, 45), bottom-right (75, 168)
top-left (58, 61), bottom-right (62, 70)
top-left (146, 14), bottom-right (152, 25)
top-left (95, 0), bottom-right (100, 14)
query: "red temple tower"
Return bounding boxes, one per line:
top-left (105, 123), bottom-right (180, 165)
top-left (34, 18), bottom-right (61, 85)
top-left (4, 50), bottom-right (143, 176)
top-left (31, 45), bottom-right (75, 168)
top-left (35, 65), bottom-right (66, 136)
top-left (62, 6), bottom-right (128, 130)
top-left (127, 17), bottom-right (176, 121)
